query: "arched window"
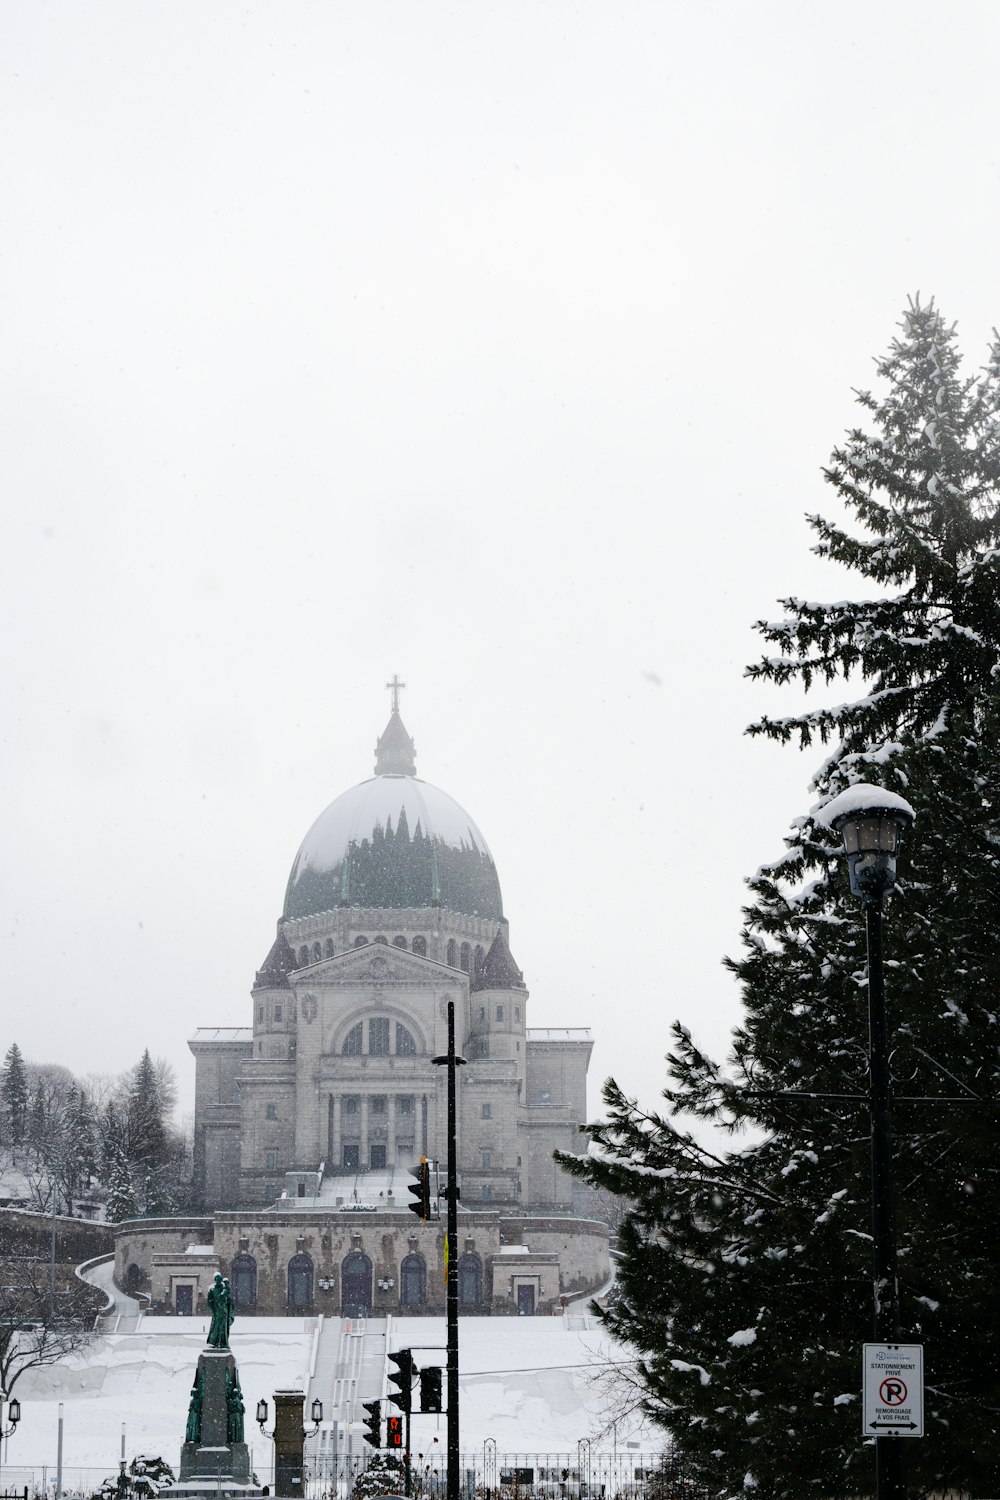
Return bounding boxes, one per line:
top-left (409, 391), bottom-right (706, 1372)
top-left (474, 944), bottom-right (485, 975)
top-left (458, 1253), bottom-right (483, 1311)
top-left (412, 936), bottom-right (427, 957)
top-left (287, 1253), bottom-right (313, 1310)
top-left (341, 1251), bottom-right (372, 1318)
top-left (400, 1253), bottom-right (426, 1307)
top-left (324, 939), bottom-right (335, 958)
top-left (396, 1023), bottom-right (417, 1056)
top-left (312, 942), bottom-right (322, 962)
top-left (231, 1253), bottom-right (257, 1312)
top-left (354, 935), bottom-right (368, 947)
top-left (374, 934), bottom-right (388, 945)
top-left (393, 935), bottom-right (407, 949)
top-left (460, 943), bottom-right (471, 973)
top-left (369, 1018), bottom-right (390, 1055)
top-left (342, 1022), bottom-right (363, 1056)
top-left (447, 939), bottom-right (457, 967)
top-left (298, 946), bottom-right (309, 965)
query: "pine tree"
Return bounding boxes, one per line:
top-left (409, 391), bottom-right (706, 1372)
top-left (1, 1044), bottom-right (29, 1145)
top-left (559, 301), bottom-right (1000, 1499)
top-left (104, 1149), bottom-right (139, 1224)
top-left (127, 1049), bottom-right (168, 1170)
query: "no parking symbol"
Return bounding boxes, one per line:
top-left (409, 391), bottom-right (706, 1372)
top-left (862, 1344), bottom-right (923, 1437)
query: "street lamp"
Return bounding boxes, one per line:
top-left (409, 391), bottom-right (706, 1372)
top-left (0, 1390), bottom-right (21, 1491)
top-left (821, 783), bottom-right (915, 1500)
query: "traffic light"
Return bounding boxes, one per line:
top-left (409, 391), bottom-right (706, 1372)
top-left (387, 1348), bottom-right (415, 1413)
top-left (386, 1415), bottom-right (404, 1449)
top-left (419, 1366), bottom-right (443, 1414)
top-left (408, 1156), bottom-right (431, 1222)
top-left (362, 1400), bottom-right (381, 1449)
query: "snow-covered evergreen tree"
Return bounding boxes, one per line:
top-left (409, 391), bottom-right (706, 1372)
top-left (1, 1044), bottom-right (29, 1145)
top-left (559, 300), bottom-right (1000, 1499)
top-left (105, 1149), bottom-right (139, 1224)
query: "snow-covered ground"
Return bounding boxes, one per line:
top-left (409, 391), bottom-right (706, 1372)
top-left (7, 1314), bottom-right (653, 1481)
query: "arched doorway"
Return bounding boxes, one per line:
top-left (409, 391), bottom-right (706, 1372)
top-left (341, 1251), bottom-right (372, 1317)
top-left (287, 1252), bottom-right (313, 1311)
top-left (231, 1253), bottom-right (257, 1312)
top-left (400, 1253), bottom-right (426, 1308)
top-left (458, 1253), bottom-right (483, 1311)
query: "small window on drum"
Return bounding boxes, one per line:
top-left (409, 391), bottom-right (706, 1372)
top-left (393, 935), bottom-right (407, 949)
top-left (298, 946), bottom-right (309, 965)
top-left (325, 938), bottom-right (335, 957)
top-left (447, 939), bottom-right (457, 967)
top-left (354, 935), bottom-right (368, 947)
top-left (460, 943), bottom-right (471, 973)
top-left (374, 935), bottom-right (388, 946)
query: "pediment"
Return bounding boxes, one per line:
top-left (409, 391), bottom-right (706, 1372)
top-left (290, 943), bottom-right (459, 991)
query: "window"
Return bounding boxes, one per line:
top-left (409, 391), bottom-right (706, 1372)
top-left (264, 1183), bottom-right (276, 1201)
top-left (325, 938), bottom-right (335, 957)
top-left (354, 935), bottom-right (368, 947)
top-left (496, 1006), bottom-right (503, 1022)
top-left (257, 1005), bottom-right (263, 1022)
top-left (400, 1252), bottom-right (426, 1307)
top-left (460, 942), bottom-right (471, 973)
top-left (393, 935), bottom-right (407, 948)
top-left (398, 1095), bottom-right (414, 1115)
top-left (274, 1004), bottom-right (283, 1022)
top-left (343, 1095), bottom-right (359, 1115)
top-left (266, 1152), bottom-right (276, 1171)
top-left (312, 942), bottom-right (322, 962)
top-left (298, 946), bottom-right (309, 964)
top-left (474, 944), bottom-right (485, 974)
top-left (482, 1152), bottom-right (491, 1169)
top-left (479, 1007), bottom-right (486, 1020)
top-left (342, 1022), bottom-right (363, 1056)
top-left (369, 1018), bottom-right (390, 1055)
top-left (265, 1103), bottom-right (277, 1120)
top-left (412, 936), bottom-right (427, 957)
top-left (231, 1253), bottom-right (257, 1312)
top-left (374, 934), bottom-right (388, 945)
top-left (481, 1103), bottom-right (491, 1120)
top-left (287, 1253), bottom-right (313, 1310)
top-left (447, 939), bottom-right (457, 967)
top-left (482, 1184), bottom-right (491, 1201)
top-left (396, 1023), bottom-right (416, 1056)
top-left (514, 1006), bottom-right (521, 1021)
top-left (458, 1253), bottom-right (483, 1309)
top-left (371, 1095), bottom-right (387, 1116)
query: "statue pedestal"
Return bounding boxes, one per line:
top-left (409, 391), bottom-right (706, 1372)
top-left (173, 1348), bottom-right (260, 1498)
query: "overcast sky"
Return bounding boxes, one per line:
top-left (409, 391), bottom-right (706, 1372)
top-left (3, 2), bottom-right (1000, 1126)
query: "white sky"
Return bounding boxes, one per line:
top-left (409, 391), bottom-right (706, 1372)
top-left (3, 2), bottom-right (999, 1125)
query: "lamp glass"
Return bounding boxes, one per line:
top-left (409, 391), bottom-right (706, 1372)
top-left (9, 1398), bottom-right (20, 1424)
top-left (256, 1399), bottom-right (268, 1424)
top-left (840, 811), bottom-right (900, 856)
top-left (312, 1398), bottom-right (323, 1423)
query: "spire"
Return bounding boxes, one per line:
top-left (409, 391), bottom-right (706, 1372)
top-left (374, 675), bottom-right (417, 775)
top-left (253, 930), bottom-right (297, 991)
top-left (471, 929), bottom-right (525, 992)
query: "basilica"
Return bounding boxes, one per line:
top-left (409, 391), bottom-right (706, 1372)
top-left (113, 696), bottom-right (608, 1317)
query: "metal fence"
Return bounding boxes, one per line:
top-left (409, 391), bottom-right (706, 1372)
top-left (0, 1450), bottom-right (706, 1500)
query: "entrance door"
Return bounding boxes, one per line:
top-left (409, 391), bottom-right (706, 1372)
top-left (342, 1143), bottom-right (360, 1170)
top-left (370, 1144), bottom-right (387, 1169)
top-left (516, 1284), bottom-right (535, 1317)
top-left (341, 1252), bottom-right (373, 1317)
top-left (175, 1284), bottom-right (193, 1316)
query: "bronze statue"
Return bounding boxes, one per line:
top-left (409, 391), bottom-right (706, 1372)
top-left (184, 1370), bottom-right (204, 1443)
top-left (207, 1271), bottom-right (235, 1349)
top-left (225, 1369), bottom-right (246, 1444)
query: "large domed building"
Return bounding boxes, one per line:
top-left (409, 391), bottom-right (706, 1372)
top-left (155, 698), bottom-right (605, 1318)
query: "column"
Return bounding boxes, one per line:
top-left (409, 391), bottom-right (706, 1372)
top-left (387, 1095), bottom-right (397, 1166)
top-left (330, 1094), bottom-right (341, 1171)
top-left (360, 1095), bottom-right (369, 1169)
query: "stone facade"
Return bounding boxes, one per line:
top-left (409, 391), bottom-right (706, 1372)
top-left (115, 1210), bottom-right (609, 1319)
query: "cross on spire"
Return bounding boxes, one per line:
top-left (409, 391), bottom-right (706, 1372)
top-left (385, 674), bottom-right (406, 715)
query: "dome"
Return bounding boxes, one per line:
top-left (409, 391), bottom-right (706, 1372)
top-left (283, 709), bottom-right (503, 922)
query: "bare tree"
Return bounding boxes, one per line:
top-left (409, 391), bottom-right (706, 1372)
top-left (0, 1255), bottom-right (99, 1393)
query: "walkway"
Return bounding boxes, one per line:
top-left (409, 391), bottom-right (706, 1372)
top-left (308, 1315), bottom-right (388, 1475)
top-left (77, 1253), bottom-right (145, 1333)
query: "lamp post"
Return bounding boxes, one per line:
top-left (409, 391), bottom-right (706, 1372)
top-left (432, 1000), bottom-right (467, 1500)
top-left (0, 1390), bottom-right (21, 1488)
top-left (822, 783), bottom-right (915, 1500)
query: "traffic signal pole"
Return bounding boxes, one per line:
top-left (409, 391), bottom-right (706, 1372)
top-left (433, 999), bottom-right (465, 1500)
